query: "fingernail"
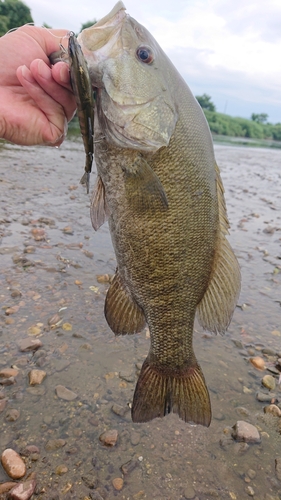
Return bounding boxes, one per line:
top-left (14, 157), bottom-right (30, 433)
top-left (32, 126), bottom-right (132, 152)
top-left (21, 65), bottom-right (35, 83)
top-left (38, 59), bottom-right (51, 80)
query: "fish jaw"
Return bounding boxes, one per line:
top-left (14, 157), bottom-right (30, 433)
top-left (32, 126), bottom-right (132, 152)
top-left (77, 3), bottom-right (177, 152)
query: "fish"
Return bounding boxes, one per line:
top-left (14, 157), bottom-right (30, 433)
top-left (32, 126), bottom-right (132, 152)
top-left (50, 32), bottom-right (95, 193)
top-left (78, 1), bottom-right (241, 426)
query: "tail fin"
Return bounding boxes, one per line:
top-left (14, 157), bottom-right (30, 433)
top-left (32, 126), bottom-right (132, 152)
top-left (132, 357), bottom-right (211, 426)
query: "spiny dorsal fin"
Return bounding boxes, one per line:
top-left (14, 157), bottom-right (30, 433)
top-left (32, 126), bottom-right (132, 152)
top-left (123, 155), bottom-right (168, 212)
top-left (105, 270), bottom-right (146, 335)
top-left (196, 163), bottom-right (241, 334)
top-left (90, 175), bottom-right (110, 230)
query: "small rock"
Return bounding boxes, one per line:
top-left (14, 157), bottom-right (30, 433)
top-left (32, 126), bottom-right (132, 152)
top-left (232, 421), bottom-right (261, 443)
top-left (28, 370), bottom-right (46, 386)
top-left (256, 391), bottom-right (275, 403)
top-left (121, 459), bottom-right (138, 475)
top-left (245, 485), bottom-right (255, 496)
top-left (9, 479), bottom-right (36, 500)
top-left (247, 469), bottom-right (256, 479)
top-left (55, 464), bottom-right (68, 475)
top-left (5, 409), bottom-right (20, 422)
top-left (18, 338), bottom-right (42, 352)
top-left (130, 431), bottom-right (141, 446)
top-left (249, 357), bottom-right (265, 370)
top-left (262, 374), bottom-right (276, 391)
top-left (0, 482), bottom-right (17, 494)
top-left (233, 442), bottom-right (250, 455)
top-left (183, 484), bottom-right (196, 499)
top-left (112, 477), bottom-right (123, 491)
top-left (1, 448), bottom-right (26, 479)
top-left (0, 376), bottom-right (16, 386)
top-left (119, 370), bottom-right (134, 383)
top-left (55, 385), bottom-right (77, 401)
top-left (0, 399), bottom-right (7, 412)
top-left (82, 473), bottom-right (98, 489)
top-left (275, 458), bottom-right (281, 480)
top-left (111, 404), bottom-right (129, 417)
top-left (0, 368), bottom-right (19, 378)
top-left (99, 429), bottom-right (118, 447)
top-left (20, 445), bottom-right (40, 457)
top-left (45, 439), bottom-right (66, 451)
top-left (262, 347), bottom-right (277, 356)
top-left (264, 404), bottom-right (281, 417)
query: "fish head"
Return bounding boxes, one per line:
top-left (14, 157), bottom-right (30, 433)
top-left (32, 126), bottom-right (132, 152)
top-left (77, 1), bottom-right (178, 152)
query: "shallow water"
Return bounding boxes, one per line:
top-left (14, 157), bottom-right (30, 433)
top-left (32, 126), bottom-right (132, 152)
top-left (0, 140), bottom-right (281, 500)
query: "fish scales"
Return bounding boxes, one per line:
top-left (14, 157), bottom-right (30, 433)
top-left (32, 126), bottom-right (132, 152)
top-left (79, 1), bottom-right (240, 426)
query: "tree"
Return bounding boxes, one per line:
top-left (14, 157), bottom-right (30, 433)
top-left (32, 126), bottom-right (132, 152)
top-left (251, 113), bottom-right (268, 124)
top-left (0, 0), bottom-right (33, 36)
top-left (80, 19), bottom-right (97, 31)
top-left (195, 93), bottom-right (216, 112)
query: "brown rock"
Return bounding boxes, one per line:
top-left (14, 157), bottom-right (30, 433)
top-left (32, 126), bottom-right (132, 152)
top-left (55, 464), bottom-right (68, 475)
top-left (5, 409), bottom-right (20, 422)
top-left (1, 449), bottom-right (26, 479)
top-left (262, 374), bottom-right (276, 391)
top-left (0, 368), bottom-right (19, 379)
top-left (55, 385), bottom-right (77, 401)
top-left (28, 370), bottom-right (46, 386)
top-left (99, 429), bottom-right (118, 447)
top-left (249, 356), bottom-right (265, 370)
top-left (112, 477), bottom-right (124, 491)
top-left (275, 458), bottom-right (281, 480)
top-left (18, 338), bottom-right (42, 352)
top-left (0, 399), bottom-right (7, 412)
top-left (20, 445), bottom-right (40, 457)
top-left (232, 421), bottom-right (261, 443)
top-left (45, 439), bottom-right (66, 451)
top-left (0, 482), bottom-right (17, 494)
top-left (264, 404), bottom-right (281, 417)
top-left (9, 479), bottom-right (36, 500)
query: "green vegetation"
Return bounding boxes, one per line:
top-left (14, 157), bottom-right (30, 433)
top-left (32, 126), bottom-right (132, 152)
top-left (0, 0), bottom-right (33, 36)
top-left (195, 93), bottom-right (216, 112)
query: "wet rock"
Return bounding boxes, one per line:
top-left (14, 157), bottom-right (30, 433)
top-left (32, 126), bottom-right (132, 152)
top-left (256, 391), bottom-right (274, 403)
top-left (45, 439), bottom-right (66, 451)
top-left (55, 464), bottom-right (68, 475)
top-left (121, 459), bottom-right (138, 475)
top-left (111, 403), bottom-right (129, 417)
top-left (89, 491), bottom-right (104, 500)
top-left (0, 482), bottom-right (17, 494)
top-left (112, 477), bottom-right (123, 491)
top-left (20, 445), bottom-right (40, 457)
top-left (1, 448), bottom-right (26, 479)
top-left (82, 473), bottom-right (98, 489)
top-left (99, 429), bottom-right (118, 447)
top-left (233, 442), bottom-right (250, 454)
top-left (264, 404), bottom-right (281, 417)
top-left (0, 376), bottom-right (16, 386)
top-left (28, 369), bottom-right (46, 385)
top-left (249, 357), bottom-right (265, 370)
top-left (55, 385), bottom-right (77, 401)
top-left (232, 421), bottom-right (261, 443)
top-left (245, 485), bottom-right (255, 496)
top-left (231, 339), bottom-right (243, 349)
top-left (9, 479), bottom-right (36, 500)
top-left (5, 409), bottom-right (20, 422)
top-left (130, 431), bottom-right (141, 446)
top-left (119, 370), bottom-right (135, 383)
top-left (183, 484), bottom-right (196, 499)
top-left (262, 348), bottom-right (277, 356)
top-left (18, 338), bottom-right (42, 352)
top-left (0, 368), bottom-right (19, 379)
top-left (0, 398), bottom-right (7, 412)
top-left (262, 374), bottom-right (276, 391)
top-left (275, 458), bottom-right (281, 480)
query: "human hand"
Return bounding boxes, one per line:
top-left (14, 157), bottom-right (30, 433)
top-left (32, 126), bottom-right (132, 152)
top-left (0, 25), bottom-right (76, 146)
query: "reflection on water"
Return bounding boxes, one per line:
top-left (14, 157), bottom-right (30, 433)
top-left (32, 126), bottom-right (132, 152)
top-left (0, 141), bottom-right (281, 499)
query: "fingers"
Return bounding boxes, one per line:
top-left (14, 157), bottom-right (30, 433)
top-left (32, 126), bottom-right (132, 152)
top-left (29, 59), bottom-right (76, 122)
top-left (16, 63), bottom-right (68, 146)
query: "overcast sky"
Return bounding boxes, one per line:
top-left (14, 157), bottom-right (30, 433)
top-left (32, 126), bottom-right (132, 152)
top-left (26, 0), bottom-right (281, 123)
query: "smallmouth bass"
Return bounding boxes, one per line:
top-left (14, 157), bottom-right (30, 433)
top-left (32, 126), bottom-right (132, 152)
top-left (78, 1), bottom-right (241, 426)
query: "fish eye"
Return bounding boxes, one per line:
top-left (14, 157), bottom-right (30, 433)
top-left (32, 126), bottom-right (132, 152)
top-left (136, 46), bottom-right (154, 64)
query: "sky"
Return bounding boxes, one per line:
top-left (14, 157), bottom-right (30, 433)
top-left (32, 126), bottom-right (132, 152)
top-left (26, 0), bottom-right (281, 123)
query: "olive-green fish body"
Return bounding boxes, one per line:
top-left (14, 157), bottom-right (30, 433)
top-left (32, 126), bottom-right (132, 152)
top-left (80, 2), bottom-right (241, 426)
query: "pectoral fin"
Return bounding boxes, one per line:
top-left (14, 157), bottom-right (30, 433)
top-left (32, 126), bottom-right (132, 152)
top-left (196, 163), bottom-right (241, 334)
top-left (105, 270), bottom-right (146, 335)
top-left (90, 175), bottom-right (110, 230)
top-left (122, 155), bottom-right (168, 212)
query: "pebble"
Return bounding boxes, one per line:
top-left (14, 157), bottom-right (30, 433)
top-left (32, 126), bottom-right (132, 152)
top-left (245, 485), bottom-right (255, 496)
top-left (183, 484), bottom-right (196, 499)
top-left (82, 473), bottom-right (99, 489)
top-left (249, 357), bottom-right (265, 370)
top-left (18, 338), bottom-right (42, 352)
top-left (9, 479), bottom-right (36, 500)
top-left (5, 409), bottom-right (20, 422)
top-left (264, 404), bottom-right (281, 417)
top-left (121, 459), bottom-right (138, 475)
top-left (45, 439), bottom-right (66, 451)
top-left (0, 376), bottom-right (16, 386)
top-left (111, 403), bottom-right (129, 417)
top-left (275, 458), bottom-right (281, 480)
top-left (28, 370), bottom-right (46, 386)
top-left (232, 421), bottom-right (261, 443)
top-left (0, 482), bottom-right (17, 494)
top-left (0, 368), bottom-right (19, 379)
top-left (55, 464), bottom-right (68, 475)
top-left (20, 445), bottom-right (40, 457)
top-left (0, 399), bottom-right (7, 412)
top-left (256, 392), bottom-right (274, 403)
top-left (130, 431), bottom-right (141, 446)
top-left (262, 374), bottom-right (276, 391)
top-left (55, 385), bottom-right (78, 401)
top-left (1, 448), bottom-right (26, 479)
top-left (99, 429), bottom-right (118, 446)
top-left (112, 477), bottom-right (124, 491)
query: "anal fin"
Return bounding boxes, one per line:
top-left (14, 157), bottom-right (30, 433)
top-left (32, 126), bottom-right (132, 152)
top-left (105, 270), bottom-right (146, 335)
top-left (132, 354), bottom-right (211, 427)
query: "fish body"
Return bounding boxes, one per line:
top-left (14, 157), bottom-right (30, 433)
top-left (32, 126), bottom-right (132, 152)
top-left (79, 2), bottom-right (241, 426)
top-left (68, 32), bottom-right (94, 193)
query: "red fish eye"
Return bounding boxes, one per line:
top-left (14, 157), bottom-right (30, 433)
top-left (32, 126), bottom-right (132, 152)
top-left (136, 46), bottom-right (154, 64)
